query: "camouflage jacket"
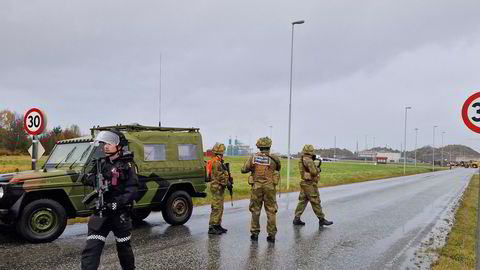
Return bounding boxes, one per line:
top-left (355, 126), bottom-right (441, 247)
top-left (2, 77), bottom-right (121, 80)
top-left (299, 155), bottom-right (320, 182)
top-left (83, 155), bottom-right (139, 210)
top-left (211, 156), bottom-right (229, 188)
top-left (241, 151), bottom-right (281, 184)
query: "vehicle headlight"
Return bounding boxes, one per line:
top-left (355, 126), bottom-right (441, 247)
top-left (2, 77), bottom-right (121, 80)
top-left (0, 186), bottom-right (3, 199)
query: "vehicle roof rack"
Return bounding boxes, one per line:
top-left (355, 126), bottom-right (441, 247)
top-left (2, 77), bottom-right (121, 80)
top-left (90, 124), bottom-right (199, 135)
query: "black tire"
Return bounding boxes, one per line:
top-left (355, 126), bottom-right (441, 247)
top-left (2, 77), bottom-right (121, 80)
top-left (16, 199), bottom-right (67, 243)
top-left (162, 190), bottom-right (193, 225)
top-left (131, 208), bottom-right (152, 222)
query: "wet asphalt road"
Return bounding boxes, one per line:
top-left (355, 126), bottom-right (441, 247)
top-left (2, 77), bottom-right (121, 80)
top-left (0, 168), bottom-right (476, 270)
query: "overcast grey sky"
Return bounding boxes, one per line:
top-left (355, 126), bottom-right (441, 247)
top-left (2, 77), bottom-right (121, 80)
top-left (1, 0), bottom-right (479, 154)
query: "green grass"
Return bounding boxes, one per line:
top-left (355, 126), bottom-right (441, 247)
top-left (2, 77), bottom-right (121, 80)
top-left (0, 155), bottom-right (446, 206)
top-left (193, 156), bottom-right (445, 205)
top-left (0, 155), bottom-right (47, 173)
top-left (431, 174), bottom-right (478, 270)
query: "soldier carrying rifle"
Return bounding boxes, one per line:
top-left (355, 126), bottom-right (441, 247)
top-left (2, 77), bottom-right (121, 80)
top-left (81, 129), bottom-right (138, 270)
top-left (207, 143), bottom-right (232, 235)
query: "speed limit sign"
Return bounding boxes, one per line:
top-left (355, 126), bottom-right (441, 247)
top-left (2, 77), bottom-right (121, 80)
top-left (462, 92), bottom-right (480, 134)
top-left (24, 108), bottom-right (47, 135)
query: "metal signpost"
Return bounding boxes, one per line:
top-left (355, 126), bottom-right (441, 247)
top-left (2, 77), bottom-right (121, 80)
top-left (460, 92), bottom-right (480, 270)
top-left (23, 108), bottom-right (47, 170)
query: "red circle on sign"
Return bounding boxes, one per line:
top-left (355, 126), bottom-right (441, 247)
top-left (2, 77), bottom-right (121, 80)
top-left (462, 91), bottom-right (480, 134)
top-left (24, 108), bottom-right (46, 135)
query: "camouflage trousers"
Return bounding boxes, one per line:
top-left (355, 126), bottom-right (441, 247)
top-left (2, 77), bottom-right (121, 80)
top-left (249, 182), bottom-right (277, 237)
top-left (294, 181), bottom-right (325, 219)
top-left (209, 184), bottom-right (225, 226)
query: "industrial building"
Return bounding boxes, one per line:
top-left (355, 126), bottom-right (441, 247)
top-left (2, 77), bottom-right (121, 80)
top-left (226, 138), bottom-right (251, 156)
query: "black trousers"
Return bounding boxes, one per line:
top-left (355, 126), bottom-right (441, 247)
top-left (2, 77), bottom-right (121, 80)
top-left (81, 212), bottom-right (135, 270)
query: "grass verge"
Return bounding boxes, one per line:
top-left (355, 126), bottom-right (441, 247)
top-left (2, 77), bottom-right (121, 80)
top-left (431, 174), bottom-right (478, 270)
top-left (0, 155), bottom-right (448, 224)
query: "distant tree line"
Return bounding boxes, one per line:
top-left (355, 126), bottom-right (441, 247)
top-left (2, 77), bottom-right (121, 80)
top-left (0, 109), bottom-right (82, 155)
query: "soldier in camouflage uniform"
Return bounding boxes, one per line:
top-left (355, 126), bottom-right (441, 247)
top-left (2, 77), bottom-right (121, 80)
top-left (208, 143), bottom-right (231, 235)
top-left (293, 144), bottom-right (333, 227)
top-left (241, 137), bottom-right (281, 243)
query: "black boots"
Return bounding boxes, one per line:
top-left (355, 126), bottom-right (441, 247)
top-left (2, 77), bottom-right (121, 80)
top-left (319, 218), bottom-right (333, 226)
top-left (218, 225), bottom-right (228, 233)
top-left (250, 234), bottom-right (258, 241)
top-left (292, 217), bottom-right (306, 226)
top-left (266, 235), bottom-right (275, 243)
top-left (208, 225), bottom-right (226, 235)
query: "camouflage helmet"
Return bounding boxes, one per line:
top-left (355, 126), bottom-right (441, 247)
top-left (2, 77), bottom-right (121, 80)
top-left (212, 143), bottom-right (225, 155)
top-left (302, 144), bottom-right (315, 155)
top-left (256, 137), bottom-right (272, 148)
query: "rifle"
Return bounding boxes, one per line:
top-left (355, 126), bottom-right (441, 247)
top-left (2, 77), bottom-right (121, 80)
top-left (222, 162), bottom-right (234, 206)
top-left (312, 155), bottom-right (322, 170)
top-left (82, 158), bottom-right (109, 217)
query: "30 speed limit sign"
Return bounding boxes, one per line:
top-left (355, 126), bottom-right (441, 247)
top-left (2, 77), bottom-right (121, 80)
top-left (462, 92), bottom-right (480, 134)
top-left (24, 108), bottom-right (47, 135)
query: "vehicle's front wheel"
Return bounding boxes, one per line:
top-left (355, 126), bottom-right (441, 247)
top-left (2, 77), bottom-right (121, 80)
top-left (17, 199), bottom-right (67, 243)
top-left (162, 191), bottom-right (193, 225)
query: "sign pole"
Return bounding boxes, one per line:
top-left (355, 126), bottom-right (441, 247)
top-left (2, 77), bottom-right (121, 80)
top-left (32, 135), bottom-right (38, 170)
top-left (460, 91), bottom-right (480, 270)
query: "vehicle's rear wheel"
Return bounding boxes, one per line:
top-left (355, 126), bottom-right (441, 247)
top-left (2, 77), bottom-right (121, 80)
top-left (162, 191), bottom-right (192, 225)
top-left (131, 208), bottom-right (152, 223)
top-left (17, 199), bottom-right (67, 243)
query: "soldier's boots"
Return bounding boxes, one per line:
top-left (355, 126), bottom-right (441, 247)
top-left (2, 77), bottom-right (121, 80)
top-left (218, 225), bottom-right (228, 233)
top-left (208, 226), bottom-right (224, 235)
top-left (250, 234), bottom-right (258, 241)
top-left (319, 218), bottom-right (333, 226)
top-left (266, 235), bottom-right (275, 243)
top-left (292, 217), bottom-right (306, 226)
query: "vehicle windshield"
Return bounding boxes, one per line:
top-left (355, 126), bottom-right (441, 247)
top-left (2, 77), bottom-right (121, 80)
top-left (45, 142), bottom-right (94, 169)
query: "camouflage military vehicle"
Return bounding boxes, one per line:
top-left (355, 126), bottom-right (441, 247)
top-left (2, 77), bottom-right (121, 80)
top-left (0, 124), bottom-right (207, 243)
top-left (467, 160), bottom-right (479, 168)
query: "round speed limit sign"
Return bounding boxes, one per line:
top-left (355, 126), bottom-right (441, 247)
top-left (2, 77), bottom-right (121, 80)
top-left (24, 108), bottom-right (47, 135)
top-left (462, 92), bottom-right (480, 134)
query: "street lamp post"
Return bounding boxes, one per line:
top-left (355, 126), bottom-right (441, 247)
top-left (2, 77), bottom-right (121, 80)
top-left (433, 125), bottom-right (438, 171)
top-left (334, 136), bottom-right (336, 159)
top-left (403, 106), bottom-right (412, 175)
top-left (414, 128), bottom-right (418, 167)
top-left (287, 20), bottom-right (305, 191)
top-left (441, 131), bottom-right (445, 167)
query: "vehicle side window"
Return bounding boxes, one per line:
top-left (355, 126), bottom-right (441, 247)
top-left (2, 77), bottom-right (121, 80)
top-left (144, 144), bottom-right (166, 161)
top-left (178, 144), bottom-right (197, 160)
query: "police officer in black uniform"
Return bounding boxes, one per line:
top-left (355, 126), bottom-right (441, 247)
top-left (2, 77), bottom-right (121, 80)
top-left (81, 129), bottom-right (138, 270)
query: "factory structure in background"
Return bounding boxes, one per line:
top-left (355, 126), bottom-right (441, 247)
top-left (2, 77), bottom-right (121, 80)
top-left (227, 137), bottom-right (251, 156)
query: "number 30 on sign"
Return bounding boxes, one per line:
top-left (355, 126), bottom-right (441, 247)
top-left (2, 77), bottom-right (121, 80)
top-left (462, 92), bottom-right (480, 134)
top-left (24, 108), bottom-right (47, 135)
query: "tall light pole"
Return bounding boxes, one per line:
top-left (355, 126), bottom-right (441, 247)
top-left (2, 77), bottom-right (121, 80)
top-left (441, 131), bottom-right (445, 167)
top-left (403, 106), bottom-right (412, 175)
top-left (287, 20), bottom-right (305, 191)
top-left (414, 128), bottom-right (418, 167)
top-left (432, 125), bottom-right (438, 171)
top-left (269, 125), bottom-right (273, 139)
top-left (159, 53), bottom-right (162, 127)
top-left (334, 135), bottom-right (336, 159)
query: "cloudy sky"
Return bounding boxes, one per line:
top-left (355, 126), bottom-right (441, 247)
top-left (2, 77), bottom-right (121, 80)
top-left (1, 0), bottom-right (479, 154)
